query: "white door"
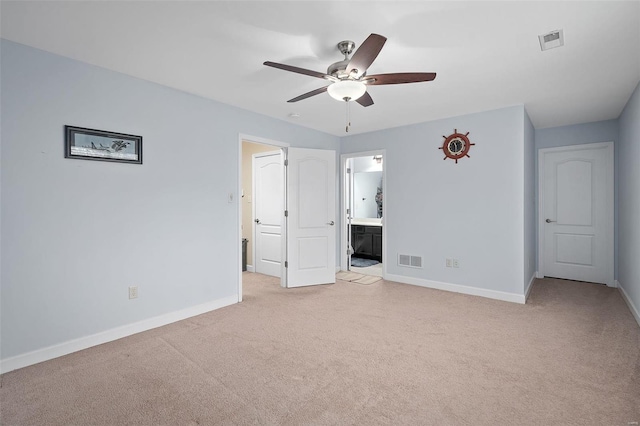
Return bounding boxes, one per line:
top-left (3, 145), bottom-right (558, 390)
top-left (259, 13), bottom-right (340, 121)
top-left (253, 151), bottom-right (283, 277)
top-left (540, 142), bottom-right (613, 285)
top-left (286, 147), bottom-right (336, 287)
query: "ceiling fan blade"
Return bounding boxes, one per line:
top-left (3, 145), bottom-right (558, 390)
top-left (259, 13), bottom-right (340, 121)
top-left (364, 72), bottom-right (437, 85)
top-left (346, 34), bottom-right (387, 78)
top-left (287, 86), bottom-right (329, 103)
top-left (356, 91), bottom-right (374, 107)
top-left (264, 61), bottom-right (331, 80)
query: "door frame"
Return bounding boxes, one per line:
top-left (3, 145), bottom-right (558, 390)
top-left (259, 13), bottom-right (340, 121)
top-left (340, 150), bottom-right (387, 277)
top-left (238, 134), bottom-right (289, 302)
top-left (537, 141), bottom-right (614, 287)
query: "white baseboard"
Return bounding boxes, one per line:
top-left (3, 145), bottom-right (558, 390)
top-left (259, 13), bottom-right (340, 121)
top-left (618, 280), bottom-right (640, 328)
top-left (524, 273), bottom-right (536, 302)
top-left (246, 264), bottom-right (254, 273)
top-left (0, 295), bottom-right (237, 374)
top-left (384, 273), bottom-right (525, 304)
top-left (536, 271), bottom-right (544, 279)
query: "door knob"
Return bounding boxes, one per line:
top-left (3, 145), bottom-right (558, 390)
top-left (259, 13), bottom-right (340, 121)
top-left (545, 219), bottom-right (556, 223)
top-left (327, 221), bottom-right (335, 226)
top-left (255, 219), bottom-right (261, 224)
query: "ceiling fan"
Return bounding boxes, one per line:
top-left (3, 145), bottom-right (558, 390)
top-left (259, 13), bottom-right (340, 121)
top-left (263, 33), bottom-right (437, 109)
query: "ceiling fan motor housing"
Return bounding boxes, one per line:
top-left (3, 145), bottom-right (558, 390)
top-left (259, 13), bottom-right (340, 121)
top-left (337, 40), bottom-right (355, 57)
top-left (328, 40), bottom-right (359, 79)
top-left (327, 59), bottom-right (351, 79)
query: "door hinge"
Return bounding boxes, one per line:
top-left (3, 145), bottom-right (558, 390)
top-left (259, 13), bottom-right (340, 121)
top-left (285, 261), bottom-right (288, 268)
top-left (347, 168), bottom-right (351, 173)
top-left (347, 208), bottom-right (350, 215)
top-left (284, 159), bottom-right (288, 166)
top-left (284, 210), bottom-right (288, 217)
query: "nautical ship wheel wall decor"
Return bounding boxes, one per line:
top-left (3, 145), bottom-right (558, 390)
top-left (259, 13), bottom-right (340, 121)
top-left (439, 129), bottom-right (474, 164)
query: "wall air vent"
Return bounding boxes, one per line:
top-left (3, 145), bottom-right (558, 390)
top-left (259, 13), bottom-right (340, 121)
top-left (398, 254), bottom-right (422, 268)
top-left (539, 29), bottom-right (564, 51)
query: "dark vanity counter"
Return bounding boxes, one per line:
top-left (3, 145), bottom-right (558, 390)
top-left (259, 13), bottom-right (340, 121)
top-left (351, 224), bottom-right (382, 262)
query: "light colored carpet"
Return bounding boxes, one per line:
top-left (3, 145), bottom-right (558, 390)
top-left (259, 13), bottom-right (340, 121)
top-left (1, 275), bottom-right (639, 425)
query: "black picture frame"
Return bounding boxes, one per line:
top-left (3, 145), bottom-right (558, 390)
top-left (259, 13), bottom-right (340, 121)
top-left (65, 126), bottom-right (143, 164)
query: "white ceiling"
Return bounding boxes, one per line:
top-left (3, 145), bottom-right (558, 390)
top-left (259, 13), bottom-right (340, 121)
top-left (1, 1), bottom-right (639, 136)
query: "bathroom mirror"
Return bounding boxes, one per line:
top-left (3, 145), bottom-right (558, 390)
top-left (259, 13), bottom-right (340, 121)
top-left (354, 171), bottom-right (383, 219)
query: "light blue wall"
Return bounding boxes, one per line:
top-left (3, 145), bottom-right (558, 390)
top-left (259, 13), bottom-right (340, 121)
top-left (535, 120), bottom-right (619, 150)
top-left (0, 40), bottom-right (339, 360)
top-left (534, 119), bottom-right (619, 277)
top-left (342, 106), bottom-right (526, 296)
top-left (618, 81), bottom-right (640, 321)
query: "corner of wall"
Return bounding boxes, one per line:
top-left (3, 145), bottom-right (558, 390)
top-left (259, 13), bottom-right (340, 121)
top-left (618, 280), bottom-right (640, 328)
top-left (523, 107), bottom-right (536, 295)
top-left (617, 80), bottom-right (640, 325)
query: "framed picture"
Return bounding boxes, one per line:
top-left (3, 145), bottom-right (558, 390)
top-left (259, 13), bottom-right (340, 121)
top-left (65, 126), bottom-right (142, 164)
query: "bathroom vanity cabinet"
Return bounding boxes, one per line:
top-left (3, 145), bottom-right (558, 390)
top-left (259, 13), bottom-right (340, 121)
top-left (351, 224), bottom-right (382, 262)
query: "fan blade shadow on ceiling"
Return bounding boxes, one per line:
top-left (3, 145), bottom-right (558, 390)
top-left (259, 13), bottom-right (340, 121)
top-left (391, 7), bottom-right (479, 48)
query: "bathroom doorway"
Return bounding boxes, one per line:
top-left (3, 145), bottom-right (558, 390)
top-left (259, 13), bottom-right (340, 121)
top-left (341, 151), bottom-right (386, 278)
top-left (241, 139), bottom-right (285, 279)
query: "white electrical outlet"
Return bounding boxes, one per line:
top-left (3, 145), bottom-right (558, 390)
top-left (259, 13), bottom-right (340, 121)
top-left (453, 259), bottom-right (460, 268)
top-left (446, 258), bottom-right (452, 268)
top-left (129, 286), bottom-right (138, 299)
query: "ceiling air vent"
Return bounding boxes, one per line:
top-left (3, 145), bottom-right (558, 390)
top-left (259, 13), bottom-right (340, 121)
top-left (539, 30), bottom-right (564, 51)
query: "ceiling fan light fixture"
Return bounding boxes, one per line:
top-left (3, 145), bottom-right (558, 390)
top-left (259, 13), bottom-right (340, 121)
top-left (327, 80), bottom-right (366, 102)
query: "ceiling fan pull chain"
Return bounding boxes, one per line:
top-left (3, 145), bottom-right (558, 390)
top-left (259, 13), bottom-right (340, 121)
top-left (345, 99), bottom-right (351, 133)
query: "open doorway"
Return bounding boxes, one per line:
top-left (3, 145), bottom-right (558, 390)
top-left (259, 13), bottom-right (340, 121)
top-left (239, 135), bottom-right (288, 301)
top-left (341, 151), bottom-right (386, 278)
